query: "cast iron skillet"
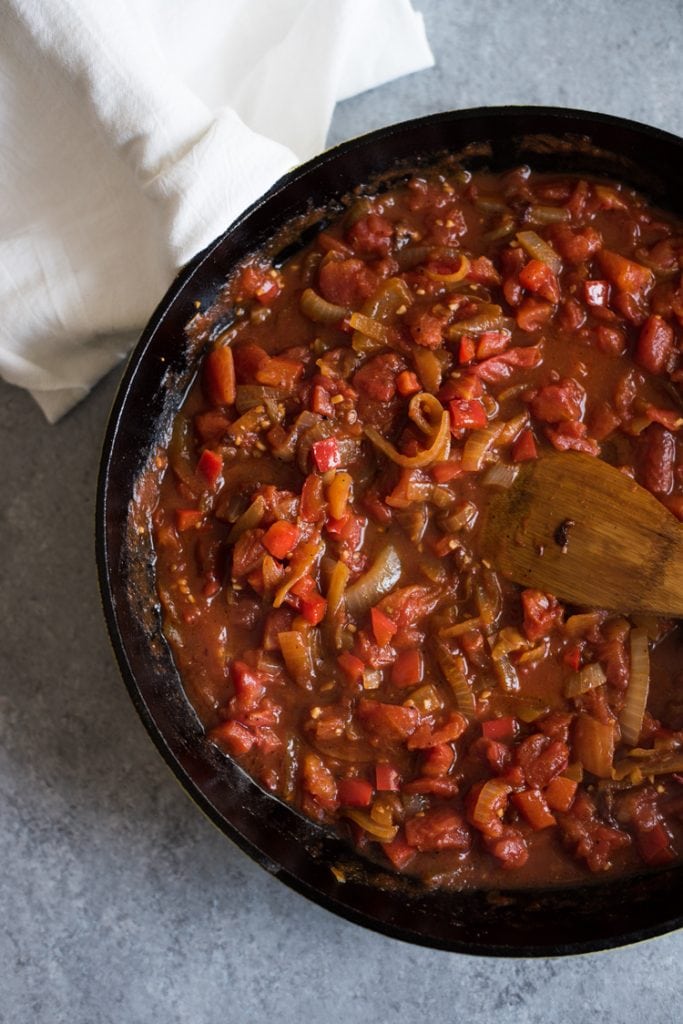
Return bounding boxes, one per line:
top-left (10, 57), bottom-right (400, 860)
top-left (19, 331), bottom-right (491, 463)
top-left (97, 106), bottom-right (683, 956)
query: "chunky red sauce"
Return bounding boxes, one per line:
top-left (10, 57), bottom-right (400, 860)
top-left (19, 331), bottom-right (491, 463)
top-left (153, 165), bottom-right (683, 889)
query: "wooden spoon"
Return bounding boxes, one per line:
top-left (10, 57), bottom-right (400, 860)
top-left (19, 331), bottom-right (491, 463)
top-left (480, 451), bottom-right (683, 616)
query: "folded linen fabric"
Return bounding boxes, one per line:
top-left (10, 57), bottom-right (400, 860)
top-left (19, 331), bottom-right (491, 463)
top-left (0, 0), bottom-right (433, 421)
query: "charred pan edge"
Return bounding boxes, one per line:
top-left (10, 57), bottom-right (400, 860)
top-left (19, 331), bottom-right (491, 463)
top-left (97, 107), bottom-right (683, 956)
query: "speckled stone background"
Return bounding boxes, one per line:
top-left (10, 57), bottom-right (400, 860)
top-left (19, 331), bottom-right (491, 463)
top-left (2, 1), bottom-right (683, 1021)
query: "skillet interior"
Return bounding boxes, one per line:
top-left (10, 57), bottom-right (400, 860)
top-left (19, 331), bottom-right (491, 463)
top-left (97, 106), bottom-right (683, 956)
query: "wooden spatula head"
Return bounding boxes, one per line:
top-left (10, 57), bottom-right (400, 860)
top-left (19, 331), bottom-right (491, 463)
top-left (480, 451), bottom-right (683, 616)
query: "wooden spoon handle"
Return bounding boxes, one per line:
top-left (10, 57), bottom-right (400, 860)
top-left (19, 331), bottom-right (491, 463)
top-left (480, 452), bottom-right (683, 616)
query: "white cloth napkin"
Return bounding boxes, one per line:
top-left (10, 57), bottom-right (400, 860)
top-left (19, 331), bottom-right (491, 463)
top-left (0, 0), bottom-right (433, 422)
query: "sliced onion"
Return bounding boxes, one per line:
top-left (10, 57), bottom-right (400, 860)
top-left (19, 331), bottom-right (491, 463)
top-left (235, 384), bottom-right (287, 419)
top-left (516, 230), bottom-right (562, 275)
top-left (492, 652), bottom-right (520, 694)
top-left (496, 411), bottom-right (529, 446)
top-left (482, 461), bottom-right (520, 489)
top-left (424, 252), bottom-right (470, 283)
top-left (447, 303), bottom-right (510, 336)
top-left (300, 287), bottom-right (349, 323)
top-left (435, 642), bottom-right (476, 714)
top-left (325, 559), bottom-right (350, 623)
top-left (278, 630), bottom-right (314, 687)
top-left (461, 422), bottom-right (504, 472)
top-left (344, 809), bottom-right (398, 842)
top-left (564, 662), bottom-right (607, 698)
top-left (273, 539), bottom-right (324, 608)
top-left (439, 616), bottom-right (482, 639)
top-left (412, 347), bottom-right (443, 394)
top-left (471, 779), bottom-right (512, 833)
top-left (345, 545), bottom-right (401, 619)
top-left (525, 205), bottom-right (571, 226)
top-left (226, 494), bottom-right (266, 543)
top-left (620, 627), bottom-right (650, 746)
top-left (348, 312), bottom-right (389, 342)
top-left (364, 411), bottom-right (450, 469)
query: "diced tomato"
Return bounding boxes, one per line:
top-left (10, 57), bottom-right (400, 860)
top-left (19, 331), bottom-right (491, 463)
top-left (311, 383), bottom-right (335, 416)
top-left (337, 778), bottom-right (374, 807)
top-left (516, 297), bottom-right (555, 332)
top-left (375, 763), bottom-right (401, 791)
top-left (519, 259), bottom-right (561, 304)
top-left (353, 352), bottom-right (403, 402)
top-left (408, 311), bottom-right (444, 349)
top-left (239, 265), bottom-right (282, 305)
top-left (255, 355), bottom-right (303, 391)
top-left (528, 377), bottom-right (585, 423)
top-left (512, 788), bottom-right (557, 830)
top-left (407, 712), bottom-right (467, 750)
top-left (511, 427), bottom-right (538, 462)
top-left (484, 827), bottom-right (529, 869)
top-left (175, 508), bottom-right (203, 531)
top-left (203, 346), bottom-right (236, 407)
top-left (396, 370), bottom-right (421, 396)
top-left (482, 716), bottom-right (518, 742)
top-left (262, 520), bottom-right (300, 559)
top-left (431, 457), bottom-right (465, 482)
top-left (311, 437), bottom-right (341, 472)
top-left (468, 255), bottom-right (501, 286)
top-left (357, 699), bottom-right (420, 741)
top-left (635, 314), bottom-right (674, 375)
top-left (448, 398), bottom-right (488, 431)
top-left (545, 420), bottom-right (599, 456)
top-left (209, 719), bottom-right (254, 756)
top-left (549, 224), bottom-right (602, 264)
top-left (337, 651), bottom-right (365, 684)
top-left (421, 742), bottom-right (455, 777)
top-left (325, 513), bottom-right (366, 550)
top-left (473, 345), bottom-right (543, 382)
top-left (319, 257), bottom-right (378, 307)
top-left (544, 775), bottom-right (578, 813)
top-left (404, 807), bottom-right (471, 852)
top-left (598, 249), bottom-right (654, 297)
top-left (197, 449), bottom-right (223, 486)
top-left (521, 589), bottom-right (564, 641)
top-left (583, 280), bottom-right (611, 307)
top-left (636, 822), bottom-right (677, 867)
top-left (299, 592), bottom-right (327, 626)
top-left (231, 660), bottom-right (267, 712)
top-left (370, 607), bottom-right (398, 647)
top-left (595, 325), bottom-right (626, 357)
top-left (381, 833), bottom-right (417, 870)
top-left (644, 405), bottom-right (683, 430)
top-left (476, 330), bottom-right (511, 359)
top-left (638, 423), bottom-right (676, 495)
top-left (391, 649), bottom-right (424, 688)
top-left (347, 213), bottom-right (394, 257)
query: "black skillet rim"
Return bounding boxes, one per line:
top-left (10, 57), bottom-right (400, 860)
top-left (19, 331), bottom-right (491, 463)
top-left (96, 105), bottom-right (683, 957)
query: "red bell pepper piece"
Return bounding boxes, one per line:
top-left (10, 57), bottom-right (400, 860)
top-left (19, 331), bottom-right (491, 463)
top-left (370, 607), bottom-right (398, 647)
top-left (544, 776), bottom-right (578, 813)
top-left (481, 716), bottom-right (518, 742)
top-left (262, 520), bottom-right (300, 559)
top-left (337, 651), bottom-right (365, 684)
top-left (337, 778), bottom-right (374, 808)
top-left (203, 345), bottom-right (236, 407)
top-left (448, 398), bottom-right (488, 431)
top-left (175, 508), bottom-right (204, 531)
top-left (511, 788), bottom-right (557, 830)
top-left (511, 427), bottom-right (538, 462)
top-left (312, 437), bottom-right (341, 472)
top-left (375, 763), bottom-right (401, 791)
top-left (391, 649), bottom-right (423, 688)
top-left (197, 448), bottom-right (223, 486)
top-left (396, 370), bottom-right (421, 396)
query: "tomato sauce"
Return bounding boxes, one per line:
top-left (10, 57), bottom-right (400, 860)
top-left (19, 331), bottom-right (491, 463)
top-left (152, 165), bottom-right (683, 889)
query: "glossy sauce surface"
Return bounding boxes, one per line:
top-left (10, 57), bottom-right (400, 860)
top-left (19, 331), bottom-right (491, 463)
top-left (152, 166), bottom-right (683, 889)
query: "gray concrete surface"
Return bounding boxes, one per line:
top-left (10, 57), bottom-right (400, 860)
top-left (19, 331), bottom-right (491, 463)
top-left (2, 1), bottom-right (683, 1020)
